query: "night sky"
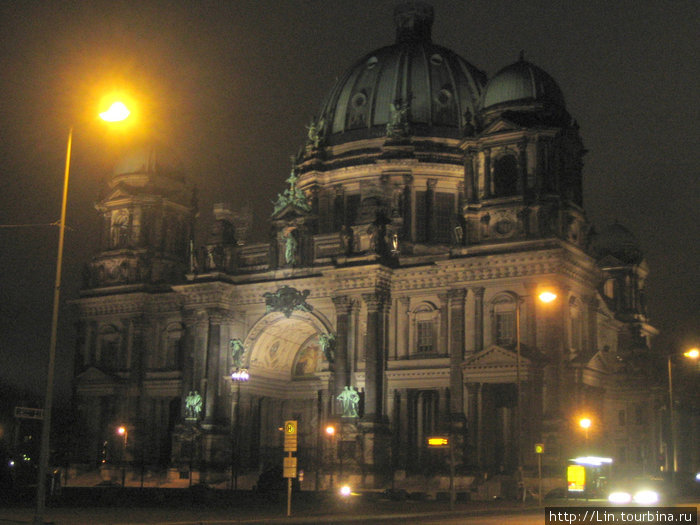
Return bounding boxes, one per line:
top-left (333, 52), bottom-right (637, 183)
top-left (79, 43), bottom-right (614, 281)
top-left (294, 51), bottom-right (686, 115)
top-left (0, 0), bottom-right (698, 403)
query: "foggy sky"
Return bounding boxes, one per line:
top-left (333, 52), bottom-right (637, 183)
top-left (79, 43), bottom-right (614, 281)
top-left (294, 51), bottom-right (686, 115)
top-left (0, 0), bottom-right (698, 401)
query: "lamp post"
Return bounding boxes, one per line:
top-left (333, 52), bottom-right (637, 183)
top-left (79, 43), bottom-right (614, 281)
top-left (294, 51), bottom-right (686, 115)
top-left (325, 424), bottom-right (336, 490)
top-left (515, 290), bottom-right (557, 479)
top-left (33, 101), bottom-right (130, 525)
top-left (667, 347), bottom-right (699, 482)
top-left (230, 367), bottom-right (249, 490)
top-left (117, 425), bottom-right (128, 486)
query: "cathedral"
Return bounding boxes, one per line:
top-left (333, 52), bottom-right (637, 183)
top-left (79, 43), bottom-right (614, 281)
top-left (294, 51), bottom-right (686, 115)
top-left (72, 3), bottom-right (663, 490)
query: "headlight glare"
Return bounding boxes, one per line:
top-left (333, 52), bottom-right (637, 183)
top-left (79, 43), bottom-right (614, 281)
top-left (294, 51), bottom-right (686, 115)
top-left (608, 491), bottom-right (632, 504)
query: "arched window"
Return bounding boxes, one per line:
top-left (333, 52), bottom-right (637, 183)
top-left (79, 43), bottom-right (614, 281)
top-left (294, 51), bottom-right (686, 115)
top-left (491, 293), bottom-right (517, 347)
top-left (110, 210), bottom-right (130, 248)
top-left (493, 155), bottom-right (519, 196)
top-left (412, 302), bottom-right (439, 356)
top-left (163, 323), bottom-right (184, 369)
top-left (97, 324), bottom-right (122, 369)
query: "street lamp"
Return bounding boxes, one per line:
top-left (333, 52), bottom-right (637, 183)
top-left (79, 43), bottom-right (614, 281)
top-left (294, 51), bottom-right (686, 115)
top-left (579, 418), bottom-right (592, 443)
top-left (117, 425), bottom-right (128, 486)
top-left (34, 101), bottom-right (130, 525)
top-left (668, 347), bottom-right (699, 481)
top-left (325, 424), bottom-right (337, 490)
top-left (230, 367), bottom-right (249, 489)
top-left (515, 289), bottom-right (558, 475)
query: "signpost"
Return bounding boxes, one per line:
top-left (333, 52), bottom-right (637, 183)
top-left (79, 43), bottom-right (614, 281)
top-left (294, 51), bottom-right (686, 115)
top-left (535, 443), bottom-right (544, 505)
top-left (283, 420), bottom-right (297, 517)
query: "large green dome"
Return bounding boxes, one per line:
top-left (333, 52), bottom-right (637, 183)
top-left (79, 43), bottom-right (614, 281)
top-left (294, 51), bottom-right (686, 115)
top-left (313, 2), bottom-right (487, 145)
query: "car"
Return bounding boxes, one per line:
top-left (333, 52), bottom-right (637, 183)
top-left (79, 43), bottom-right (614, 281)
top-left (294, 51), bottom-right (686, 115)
top-left (607, 477), bottom-right (673, 505)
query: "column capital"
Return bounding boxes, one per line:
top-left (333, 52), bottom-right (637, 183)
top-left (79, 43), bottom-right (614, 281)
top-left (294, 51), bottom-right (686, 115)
top-left (362, 291), bottom-right (390, 312)
top-left (471, 286), bottom-right (485, 298)
top-left (332, 295), bottom-right (356, 315)
top-left (447, 288), bottom-right (467, 302)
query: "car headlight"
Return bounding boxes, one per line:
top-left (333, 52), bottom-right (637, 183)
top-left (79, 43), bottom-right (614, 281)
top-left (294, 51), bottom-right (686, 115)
top-left (339, 484), bottom-right (352, 497)
top-left (633, 490), bottom-right (659, 505)
top-left (608, 491), bottom-right (632, 504)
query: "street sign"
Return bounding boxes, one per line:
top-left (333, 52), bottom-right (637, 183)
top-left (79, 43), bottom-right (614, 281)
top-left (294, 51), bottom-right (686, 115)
top-left (283, 456), bottom-right (297, 478)
top-left (535, 443), bottom-right (545, 454)
top-left (427, 436), bottom-right (449, 448)
top-left (14, 407), bottom-right (43, 420)
top-left (284, 420), bottom-right (298, 452)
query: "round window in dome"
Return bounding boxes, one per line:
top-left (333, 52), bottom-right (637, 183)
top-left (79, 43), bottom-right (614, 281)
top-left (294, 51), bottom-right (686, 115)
top-left (366, 56), bottom-right (378, 69)
top-left (351, 92), bottom-right (367, 108)
top-left (436, 88), bottom-right (452, 106)
top-left (430, 54), bottom-right (443, 66)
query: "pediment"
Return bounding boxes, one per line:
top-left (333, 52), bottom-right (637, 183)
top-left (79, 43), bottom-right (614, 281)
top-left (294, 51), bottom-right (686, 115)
top-left (597, 254), bottom-right (626, 268)
top-left (463, 345), bottom-right (531, 368)
top-left (482, 117), bottom-right (522, 135)
top-left (103, 186), bottom-right (135, 202)
top-left (75, 366), bottom-right (117, 384)
top-left (271, 202), bottom-right (312, 222)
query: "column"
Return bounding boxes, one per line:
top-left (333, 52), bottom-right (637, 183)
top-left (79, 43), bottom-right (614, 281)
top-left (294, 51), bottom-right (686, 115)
top-left (361, 290), bottom-right (390, 421)
top-left (331, 295), bottom-right (353, 399)
top-left (464, 148), bottom-right (476, 203)
top-left (472, 287), bottom-right (484, 353)
top-left (483, 149), bottom-right (492, 198)
top-left (397, 297), bottom-right (410, 360)
top-left (438, 292), bottom-right (449, 356)
top-left (427, 178), bottom-right (437, 243)
top-left (518, 139), bottom-right (528, 198)
top-left (203, 310), bottom-right (222, 425)
top-left (448, 289), bottom-right (466, 414)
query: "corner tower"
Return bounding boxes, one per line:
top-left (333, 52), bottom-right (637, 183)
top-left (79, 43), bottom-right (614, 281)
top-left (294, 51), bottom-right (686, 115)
top-left (84, 144), bottom-right (197, 289)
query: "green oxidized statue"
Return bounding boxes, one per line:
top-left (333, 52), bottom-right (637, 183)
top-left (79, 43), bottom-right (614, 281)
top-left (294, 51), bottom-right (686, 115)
top-left (337, 386), bottom-right (360, 418)
top-left (273, 167), bottom-right (311, 215)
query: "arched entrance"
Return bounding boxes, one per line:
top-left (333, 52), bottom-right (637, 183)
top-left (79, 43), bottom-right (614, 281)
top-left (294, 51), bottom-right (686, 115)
top-left (236, 309), bottom-right (334, 477)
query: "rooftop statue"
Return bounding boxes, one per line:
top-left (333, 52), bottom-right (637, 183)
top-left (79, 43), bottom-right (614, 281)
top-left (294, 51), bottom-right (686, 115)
top-left (272, 167), bottom-right (312, 215)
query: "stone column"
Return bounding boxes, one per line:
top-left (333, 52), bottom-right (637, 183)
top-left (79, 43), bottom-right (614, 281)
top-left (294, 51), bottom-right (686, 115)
top-left (397, 297), bottom-right (410, 360)
top-left (438, 292), bottom-right (449, 356)
top-left (203, 310), bottom-right (223, 426)
top-left (361, 291), bottom-right (390, 421)
top-left (448, 289), bottom-right (466, 414)
top-left (483, 149), bottom-right (492, 198)
top-left (464, 148), bottom-right (477, 203)
top-left (518, 139), bottom-right (528, 198)
top-left (427, 178), bottom-right (437, 243)
top-left (359, 289), bottom-right (391, 486)
top-left (332, 295), bottom-right (353, 400)
top-left (472, 287), bottom-right (485, 353)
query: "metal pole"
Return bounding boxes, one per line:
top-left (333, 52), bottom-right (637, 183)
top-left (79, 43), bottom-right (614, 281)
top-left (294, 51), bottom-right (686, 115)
top-left (33, 127), bottom-right (72, 525)
top-left (538, 453), bottom-right (542, 506)
top-left (449, 433), bottom-right (455, 510)
top-left (515, 298), bottom-right (522, 472)
top-left (286, 452), bottom-right (292, 517)
top-left (667, 356), bottom-right (676, 482)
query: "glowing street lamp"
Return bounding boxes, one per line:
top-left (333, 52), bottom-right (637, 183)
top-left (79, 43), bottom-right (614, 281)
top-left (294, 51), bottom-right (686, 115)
top-left (579, 417), bottom-right (592, 442)
top-left (34, 101), bottom-right (131, 525)
top-left (515, 288), bottom-right (558, 474)
top-left (668, 346), bottom-right (700, 479)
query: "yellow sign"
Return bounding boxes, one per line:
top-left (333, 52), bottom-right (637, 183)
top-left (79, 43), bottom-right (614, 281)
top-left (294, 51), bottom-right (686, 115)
top-left (285, 420), bottom-right (297, 435)
top-left (284, 420), bottom-right (298, 452)
top-left (283, 456), bottom-right (297, 478)
top-left (567, 464), bottom-right (586, 492)
top-left (427, 436), bottom-right (449, 447)
top-left (535, 443), bottom-right (545, 454)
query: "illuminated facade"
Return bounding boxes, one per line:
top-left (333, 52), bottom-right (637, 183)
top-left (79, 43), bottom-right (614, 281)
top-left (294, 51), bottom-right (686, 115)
top-left (72, 3), bottom-right (663, 488)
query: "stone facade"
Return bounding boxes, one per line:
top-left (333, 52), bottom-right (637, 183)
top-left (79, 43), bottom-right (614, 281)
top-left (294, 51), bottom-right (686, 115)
top-left (72, 3), bottom-right (663, 488)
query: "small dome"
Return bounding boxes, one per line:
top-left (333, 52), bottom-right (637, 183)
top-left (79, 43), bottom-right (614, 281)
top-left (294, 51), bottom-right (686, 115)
top-left (113, 143), bottom-right (183, 177)
top-left (592, 222), bottom-right (644, 264)
top-left (313, 2), bottom-right (487, 145)
top-left (482, 56), bottom-right (566, 110)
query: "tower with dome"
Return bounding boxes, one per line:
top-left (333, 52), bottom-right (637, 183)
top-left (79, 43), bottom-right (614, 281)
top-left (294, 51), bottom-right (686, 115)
top-left (72, 3), bottom-right (661, 491)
